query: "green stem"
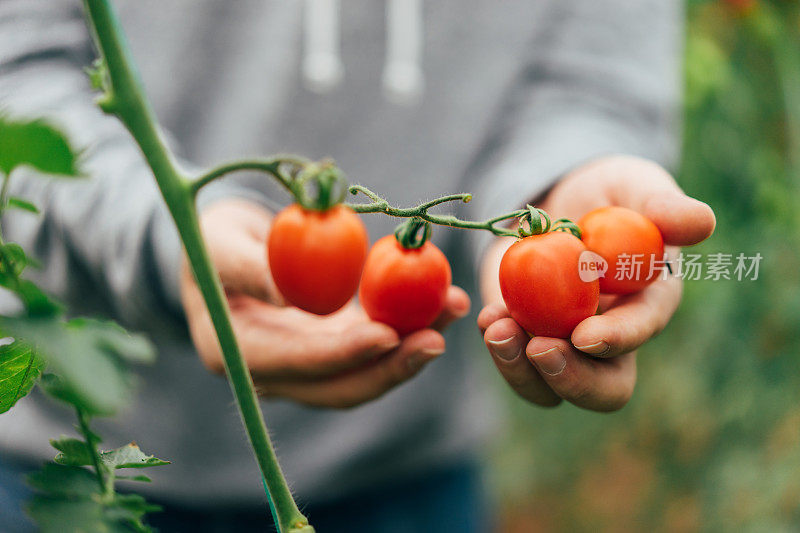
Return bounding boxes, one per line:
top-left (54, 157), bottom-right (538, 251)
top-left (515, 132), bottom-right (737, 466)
top-left (348, 185), bottom-right (526, 238)
top-left (81, 1), bottom-right (310, 531)
top-left (76, 407), bottom-right (111, 497)
top-left (190, 156), bottom-right (310, 197)
top-left (0, 173), bottom-right (10, 242)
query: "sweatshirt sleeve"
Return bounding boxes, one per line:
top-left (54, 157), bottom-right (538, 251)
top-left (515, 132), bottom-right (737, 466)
top-left (467, 0), bottom-right (683, 259)
top-left (0, 0), bottom-right (247, 332)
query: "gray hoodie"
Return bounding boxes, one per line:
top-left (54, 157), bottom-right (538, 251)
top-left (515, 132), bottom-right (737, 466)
top-left (0, 0), bottom-right (681, 507)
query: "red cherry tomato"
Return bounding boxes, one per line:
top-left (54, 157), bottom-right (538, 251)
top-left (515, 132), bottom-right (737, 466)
top-left (499, 231), bottom-right (599, 338)
top-left (268, 203), bottom-right (368, 315)
top-left (579, 206), bottom-right (664, 295)
top-left (359, 235), bottom-right (451, 336)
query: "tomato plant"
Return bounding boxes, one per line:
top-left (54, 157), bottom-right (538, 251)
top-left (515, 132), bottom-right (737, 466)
top-left (268, 203), bottom-right (368, 315)
top-left (359, 222), bottom-right (451, 335)
top-left (0, 115), bottom-right (167, 533)
top-left (500, 230), bottom-right (599, 339)
top-left (73, 2), bottom-right (712, 530)
top-left (579, 206), bottom-right (664, 295)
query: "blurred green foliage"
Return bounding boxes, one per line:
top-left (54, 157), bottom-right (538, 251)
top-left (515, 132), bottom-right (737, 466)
top-left (493, 1), bottom-right (800, 531)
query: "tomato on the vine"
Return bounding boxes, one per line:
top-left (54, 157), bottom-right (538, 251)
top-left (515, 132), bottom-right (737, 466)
top-left (579, 206), bottom-right (664, 295)
top-left (359, 235), bottom-right (451, 336)
top-left (268, 203), bottom-right (368, 315)
top-left (499, 231), bottom-right (599, 339)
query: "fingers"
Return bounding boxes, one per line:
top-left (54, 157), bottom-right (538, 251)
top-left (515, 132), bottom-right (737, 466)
top-left (484, 318), bottom-right (561, 407)
top-left (240, 311), bottom-right (401, 379)
top-left (185, 283), bottom-right (402, 379)
top-left (477, 303), bottom-right (510, 333)
top-left (525, 338), bottom-right (637, 412)
top-left (571, 268), bottom-right (683, 358)
top-left (261, 329), bottom-right (446, 408)
top-left (602, 156), bottom-right (716, 246)
top-left (198, 200), bottom-right (284, 303)
top-left (430, 286), bottom-right (471, 331)
top-left (642, 193), bottom-right (716, 247)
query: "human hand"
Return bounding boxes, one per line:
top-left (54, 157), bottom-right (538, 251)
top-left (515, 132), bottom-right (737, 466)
top-left (478, 155), bottom-right (716, 411)
top-left (180, 199), bottom-right (470, 408)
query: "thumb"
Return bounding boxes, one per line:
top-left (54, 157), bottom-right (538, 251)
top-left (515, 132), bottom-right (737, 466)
top-left (641, 191), bottom-right (716, 247)
top-left (199, 200), bottom-right (284, 304)
top-left (606, 157), bottom-right (716, 247)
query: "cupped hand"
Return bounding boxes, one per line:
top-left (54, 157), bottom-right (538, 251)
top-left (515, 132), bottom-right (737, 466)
top-left (478, 155), bottom-right (716, 412)
top-left (181, 199), bottom-right (470, 409)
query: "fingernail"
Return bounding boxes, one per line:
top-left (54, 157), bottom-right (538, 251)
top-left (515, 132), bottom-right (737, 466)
top-left (407, 348), bottom-right (444, 372)
top-left (486, 337), bottom-right (522, 361)
top-left (574, 340), bottom-right (610, 355)
top-left (528, 347), bottom-right (566, 376)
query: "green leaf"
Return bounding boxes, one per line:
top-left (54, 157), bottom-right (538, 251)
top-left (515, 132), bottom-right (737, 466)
top-left (106, 493), bottom-right (162, 522)
top-left (51, 437), bottom-right (94, 467)
top-left (115, 474), bottom-right (152, 483)
top-left (27, 465), bottom-right (159, 533)
top-left (0, 242), bottom-right (29, 277)
top-left (0, 341), bottom-right (43, 413)
top-left (0, 115), bottom-right (81, 177)
top-left (15, 280), bottom-right (63, 317)
top-left (0, 244), bottom-right (60, 316)
top-left (101, 442), bottom-right (170, 470)
top-left (27, 463), bottom-right (99, 498)
top-left (0, 317), bottom-right (154, 416)
top-left (7, 196), bottom-right (40, 214)
top-left (70, 319), bottom-right (156, 365)
top-left (27, 496), bottom-right (128, 533)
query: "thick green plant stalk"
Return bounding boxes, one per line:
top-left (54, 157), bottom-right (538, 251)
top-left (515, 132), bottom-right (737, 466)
top-left (80, 1), bottom-right (312, 531)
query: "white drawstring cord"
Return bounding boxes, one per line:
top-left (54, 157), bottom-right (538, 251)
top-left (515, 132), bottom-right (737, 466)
top-left (303, 0), bottom-right (344, 93)
top-left (382, 0), bottom-right (425, 104)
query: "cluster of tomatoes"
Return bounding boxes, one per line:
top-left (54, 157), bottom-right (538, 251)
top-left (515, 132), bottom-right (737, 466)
top-left (500, 206), bottom-right (664, 339)
top-left (267, 203), bottom-right (451, 335)
top-left (267, 202), bottom-right (663, 340)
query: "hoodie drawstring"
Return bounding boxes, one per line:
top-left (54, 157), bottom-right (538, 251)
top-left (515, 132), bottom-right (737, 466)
top-left (302, 0), bottom-right (425, 104)
top-left (382, 0), bottom-right (425, 104)
top-left (303, 0), bottom-right (344, 93)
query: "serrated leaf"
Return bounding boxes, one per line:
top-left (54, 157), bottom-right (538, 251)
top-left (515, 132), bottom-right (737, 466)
top-left (0, 317), bottom-right (152, 416)
top-left (101, 443), bottom-right (169, 469)
top-left (51, 437), bottom-right (94, 466)
top-left (27, 463), bottom-right (99, 498)
top-left (0, 341), bottom-right (43, 413)
top-left (7, 196), bottom-right (39, 214)
top-left (0, 116), bottom-right (81, 177)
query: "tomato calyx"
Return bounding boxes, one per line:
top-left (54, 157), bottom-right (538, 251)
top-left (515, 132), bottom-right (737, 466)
top-left (394, 217), bottom-right (432, 249)
top-left (516, 205), bottom-right (582, 240)
top-left (289, 160), bottom-right (348, 211)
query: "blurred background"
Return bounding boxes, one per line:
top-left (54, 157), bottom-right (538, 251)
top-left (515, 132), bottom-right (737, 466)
top-left (489, 1), bottom-right (800, 530)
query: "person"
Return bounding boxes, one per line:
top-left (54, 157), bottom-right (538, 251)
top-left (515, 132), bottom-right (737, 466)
top-left (0, 1), bottom-right (715, 531)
